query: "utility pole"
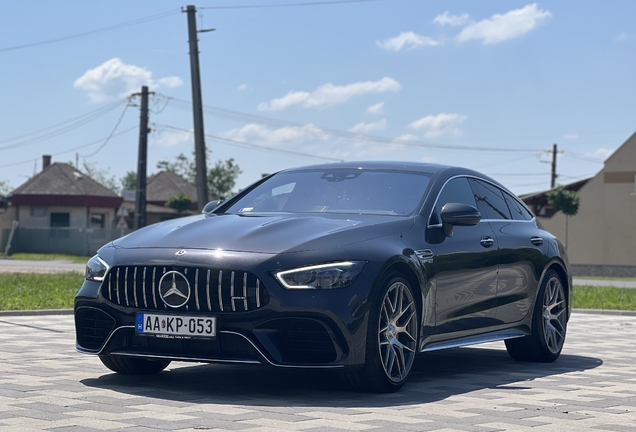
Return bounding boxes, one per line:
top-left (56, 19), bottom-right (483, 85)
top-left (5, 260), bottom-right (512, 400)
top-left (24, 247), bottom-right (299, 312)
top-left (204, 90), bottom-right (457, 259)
top-left (185, 5), bottom-right (209, 211)
top-left (134, 86), bottom-right (150, 230)
top-left (551, 143), bottom-right (558, 189)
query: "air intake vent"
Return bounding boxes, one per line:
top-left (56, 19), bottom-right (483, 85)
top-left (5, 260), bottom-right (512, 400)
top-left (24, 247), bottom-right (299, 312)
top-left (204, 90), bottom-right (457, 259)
top-left (75, 307), bottom-right (115, 351)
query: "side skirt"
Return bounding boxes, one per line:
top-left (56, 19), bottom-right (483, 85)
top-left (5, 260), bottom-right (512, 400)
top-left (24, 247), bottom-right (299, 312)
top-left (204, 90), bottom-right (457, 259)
top-left (421, 328), bottom-right (528, 353)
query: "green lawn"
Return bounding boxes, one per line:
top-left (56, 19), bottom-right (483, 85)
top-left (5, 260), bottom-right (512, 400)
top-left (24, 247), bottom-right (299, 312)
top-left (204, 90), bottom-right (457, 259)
top-left (572, 285), bottom-right (636, 310)
top-left (0, 273), bottom-right (84, 310)
top-left (0, 273), bottom-right (634, 311)
top-left (7, 253), bottom-right (90, 264)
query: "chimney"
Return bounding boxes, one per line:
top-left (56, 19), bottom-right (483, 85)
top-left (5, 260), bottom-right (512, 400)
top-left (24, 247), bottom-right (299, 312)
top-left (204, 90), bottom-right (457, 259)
top-left (43, 155), bottom-right (51, 170)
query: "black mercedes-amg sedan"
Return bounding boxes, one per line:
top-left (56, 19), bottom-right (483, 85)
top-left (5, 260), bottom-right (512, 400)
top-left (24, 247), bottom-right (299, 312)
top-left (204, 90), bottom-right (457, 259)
top-left (75, 161), bottom-right (571, 392)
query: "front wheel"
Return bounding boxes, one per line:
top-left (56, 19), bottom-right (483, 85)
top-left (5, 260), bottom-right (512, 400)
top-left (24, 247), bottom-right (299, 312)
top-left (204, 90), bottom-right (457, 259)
top-left (347, 274), bottom-right (419, 392)
top-left (505, 269), bottom-right (568, 362)
top-left (99, 355), bottom-right (171, 375)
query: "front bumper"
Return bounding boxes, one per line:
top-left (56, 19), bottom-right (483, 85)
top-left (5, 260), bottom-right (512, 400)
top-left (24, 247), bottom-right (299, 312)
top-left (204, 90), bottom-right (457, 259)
top-left (74, 258), bottom-right (383, 369)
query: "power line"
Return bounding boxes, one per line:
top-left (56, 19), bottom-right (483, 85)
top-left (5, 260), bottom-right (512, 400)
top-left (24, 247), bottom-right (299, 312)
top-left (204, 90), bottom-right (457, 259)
top-left (154, 123), bottom-right (343, 162)
top-left (0, 127), bottom-right (136, 169)
top-left (0, 99), bottom-right (127, 148)
top-left (562, 151), bottom-right (605, 164)
top-left (0, 9), bottom-right (180, 53)
top-left (80, 102), bottom-right (132, 158)
top-left (164, 96), bottom-right (546, 153)
top-left (200, 0), bottom-right (386, 10)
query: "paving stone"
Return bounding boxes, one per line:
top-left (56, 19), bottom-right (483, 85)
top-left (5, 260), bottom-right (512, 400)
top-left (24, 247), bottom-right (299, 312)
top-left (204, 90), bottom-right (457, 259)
top-left (0, 313), bottom-right (635, 431)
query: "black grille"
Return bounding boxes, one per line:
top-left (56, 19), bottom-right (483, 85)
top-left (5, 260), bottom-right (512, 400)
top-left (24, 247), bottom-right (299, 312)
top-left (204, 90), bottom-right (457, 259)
top-left (75, 307), bottom-right (115, 351)
top-left (100, 266), bottom-right (268, 313)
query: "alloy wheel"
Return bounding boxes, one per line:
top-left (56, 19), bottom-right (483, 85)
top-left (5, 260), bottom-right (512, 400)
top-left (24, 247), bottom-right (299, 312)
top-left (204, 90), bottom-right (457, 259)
top-left (378, 281), bottom-right (417, 383)
top-left (542, 276), bottom-right (567, 354)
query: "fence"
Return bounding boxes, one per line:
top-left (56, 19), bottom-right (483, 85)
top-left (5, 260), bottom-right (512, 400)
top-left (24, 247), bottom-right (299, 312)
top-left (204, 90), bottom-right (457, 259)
top-left (1, 227), bottom-right (133, 257)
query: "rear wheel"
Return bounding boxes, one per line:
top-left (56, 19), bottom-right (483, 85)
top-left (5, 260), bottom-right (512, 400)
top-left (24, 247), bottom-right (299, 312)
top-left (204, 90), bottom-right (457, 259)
top-left (99, 355), bottom-right (171, 375)
top-left (505, 269), bottom-right (567, 362)
top-left (347, 274), bottom-right (419, 392)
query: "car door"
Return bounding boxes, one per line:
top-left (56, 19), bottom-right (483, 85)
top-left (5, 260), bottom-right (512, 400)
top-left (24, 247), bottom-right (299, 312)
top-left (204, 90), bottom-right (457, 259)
top-left (430, 177), bottom-right (500, 335)
top-left (469, 179), bottom-right (546, 324)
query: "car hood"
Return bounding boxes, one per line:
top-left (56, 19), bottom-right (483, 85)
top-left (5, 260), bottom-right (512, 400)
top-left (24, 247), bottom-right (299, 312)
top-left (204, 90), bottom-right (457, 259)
top-left (112, 213), bottom-right (413, 254)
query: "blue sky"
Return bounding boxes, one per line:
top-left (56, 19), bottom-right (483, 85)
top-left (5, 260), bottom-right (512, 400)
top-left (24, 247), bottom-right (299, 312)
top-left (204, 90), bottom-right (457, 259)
top-left (1, 0), bottom-right (634, 197)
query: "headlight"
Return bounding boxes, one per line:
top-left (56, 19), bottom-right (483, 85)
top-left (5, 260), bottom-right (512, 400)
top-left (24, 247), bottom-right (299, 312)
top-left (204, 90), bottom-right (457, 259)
top-left (86, 255), bottom-right (109, 282)
top-left (275, 261), bottom-right (365, 290)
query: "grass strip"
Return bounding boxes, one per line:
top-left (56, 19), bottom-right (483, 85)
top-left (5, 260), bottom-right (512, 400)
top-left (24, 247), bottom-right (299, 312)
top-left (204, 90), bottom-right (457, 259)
top-left (1, 274), bottom-right (634, 311)
top-left (8, 253), bottom-right (90, 264)
top-left (0, 272), bottom-right (84, 310)
top-left (572, 285), bottom-right (636, 311)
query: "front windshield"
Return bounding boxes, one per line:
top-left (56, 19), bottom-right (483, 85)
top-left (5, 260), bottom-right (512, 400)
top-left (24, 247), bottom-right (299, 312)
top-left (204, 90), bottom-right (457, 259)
top-left (225, 168), bottom-right (431, 216)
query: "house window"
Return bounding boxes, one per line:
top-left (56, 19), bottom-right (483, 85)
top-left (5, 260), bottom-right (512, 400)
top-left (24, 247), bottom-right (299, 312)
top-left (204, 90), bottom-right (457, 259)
top-left (30, 206), bottom-right (47, 217)
top-left (50, 213), bottom-right (70, 227)
top-left (90, 213), bottom-right (105, 229)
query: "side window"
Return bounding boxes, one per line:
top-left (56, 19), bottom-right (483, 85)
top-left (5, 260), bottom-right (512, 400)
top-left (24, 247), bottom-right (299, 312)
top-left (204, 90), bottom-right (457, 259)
top-left (503, 191), bottom-right (534, 221)
top-left (432, 177), bottom-right (477, 224)
top-left (470, 180), bottom-right (511, 220)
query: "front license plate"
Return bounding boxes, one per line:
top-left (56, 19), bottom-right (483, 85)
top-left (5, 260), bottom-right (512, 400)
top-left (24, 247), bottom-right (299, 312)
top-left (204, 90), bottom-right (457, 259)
top-left (136, 313), bottom-right (216, 339)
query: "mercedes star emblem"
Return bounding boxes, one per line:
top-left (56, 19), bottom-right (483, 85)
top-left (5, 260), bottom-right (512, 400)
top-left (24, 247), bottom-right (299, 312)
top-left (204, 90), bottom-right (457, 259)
top-left (158, 271), bottom-right (191, 308)
top-left (175, 250), bottom-right (187, 256)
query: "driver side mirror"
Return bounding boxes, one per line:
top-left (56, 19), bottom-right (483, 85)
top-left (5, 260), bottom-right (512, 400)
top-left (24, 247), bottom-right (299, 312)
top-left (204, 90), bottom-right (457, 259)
top-left (440, 203), bottom-right (481, 237)
top-left (202, 200), bottom-right (222, 214)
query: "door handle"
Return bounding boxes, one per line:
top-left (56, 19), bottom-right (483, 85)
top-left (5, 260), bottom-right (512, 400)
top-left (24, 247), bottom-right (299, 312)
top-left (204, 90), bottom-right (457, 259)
top-left (531, 236), bottom-right (543, 246)
top-left (480, 236), bottom-right (494, 248)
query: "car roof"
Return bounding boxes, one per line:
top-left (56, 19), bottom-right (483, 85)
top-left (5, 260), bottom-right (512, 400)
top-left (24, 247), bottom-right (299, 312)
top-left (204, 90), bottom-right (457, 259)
top-left (278, 161), bottom-right (510, 193)
top-left (280, 161), bottom-right (452, 174)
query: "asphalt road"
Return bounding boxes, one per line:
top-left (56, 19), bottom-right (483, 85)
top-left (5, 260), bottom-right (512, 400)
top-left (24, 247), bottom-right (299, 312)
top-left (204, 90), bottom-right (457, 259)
top-left (0, 312), bottom-right (634, 431)
top-left (0, 259), bottom-right (85, 274)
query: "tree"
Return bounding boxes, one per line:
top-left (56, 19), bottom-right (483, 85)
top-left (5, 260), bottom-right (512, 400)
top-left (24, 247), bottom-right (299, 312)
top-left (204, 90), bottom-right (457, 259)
top-left (209, 158), bottom-right (242, 201)
top-left (120, 171), bottom-right (137, 192)
top-left (547, 186), bottom-right (580, 249)
top-left (0, 180), bottom-right (11, 197)
top-left (69, 160), bottom-right (120, 195)
top-left (156, 151), bottom-right (242, 201)
top-left (156, 153), bottom-right (194, 181)
top-left (165, 192), bottom-right (194, 215)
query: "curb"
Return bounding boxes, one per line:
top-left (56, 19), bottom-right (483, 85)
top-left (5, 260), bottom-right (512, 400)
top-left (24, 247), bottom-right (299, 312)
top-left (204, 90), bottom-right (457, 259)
top-left (0, 309), bottom-right (73, 317)
top-left (572, 308), bottom-right (636, 317)
top-left (1, 308), bottom-right (635, 317)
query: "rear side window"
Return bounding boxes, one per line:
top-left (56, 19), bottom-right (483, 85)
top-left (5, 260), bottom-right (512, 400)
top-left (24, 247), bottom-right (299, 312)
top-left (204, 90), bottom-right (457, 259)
top-left (470, 179), bottom-right (512, 220)
top-left (433, 177), bottom-right (478, 223)
top-left (503, 191), bottom-right (534, 221)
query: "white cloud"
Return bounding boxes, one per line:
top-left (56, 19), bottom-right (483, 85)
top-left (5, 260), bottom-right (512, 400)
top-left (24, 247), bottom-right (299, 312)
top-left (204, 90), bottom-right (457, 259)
top-left (563, 134), bottom-right (578, 140)
top-left (153, 129), bottom-right (192, 148)
top-left (456, 4), bottom-right (551, 45)
top-left (393, 133), bottom-right (419, 143)
top-left (586, 147), bottom-right (614, 160)
top-left (257, 77), bottom-right (401, 111)
top-left (434, 12), bottom-right (470, 27)
top-left (238, 84), bottom-right (248, 91)
top-left (349, 119), bottom-right (387, 133)
top-left (366, 102), bottom-right (385, 115)
top-left (157, 76), bottom-right (183, 88)
top-left (409, 113), bottom-right (467, 138)
top-left (220, 123), bottom-right (328, 145)
top-left (74, 58), bottom-right (183, 103)
top-left (376, 31), bottom-right (440, 51)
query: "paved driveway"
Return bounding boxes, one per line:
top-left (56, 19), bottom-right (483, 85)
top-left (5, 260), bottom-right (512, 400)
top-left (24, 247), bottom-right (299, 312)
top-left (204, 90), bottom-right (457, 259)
top-left (0, 313), bottom-right (634, 431)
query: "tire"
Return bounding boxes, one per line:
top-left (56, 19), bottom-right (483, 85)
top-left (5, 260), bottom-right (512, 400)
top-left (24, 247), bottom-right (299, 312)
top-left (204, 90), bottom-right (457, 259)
top-left (99, 355), bottom-right (171, 375)
top-left (505, 269), bottom-right (567, 362)
top-left (346, 273), bottom-right (419, 392)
